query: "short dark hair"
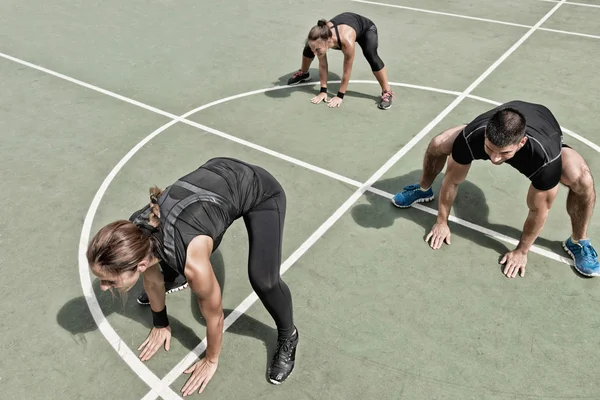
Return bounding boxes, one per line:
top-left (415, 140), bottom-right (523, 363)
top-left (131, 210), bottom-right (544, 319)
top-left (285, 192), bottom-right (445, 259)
top-left (485, 107), bottom-right (527, 147)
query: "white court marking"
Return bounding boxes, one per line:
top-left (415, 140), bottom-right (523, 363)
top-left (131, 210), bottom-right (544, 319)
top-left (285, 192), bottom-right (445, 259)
top-left (1, 11), bottom-right (590, 395)
top-left (352, 0), bottom-right (600, 41)
top-left (141, 1), bottom-right (573, 397)
top-left (78, 79), bottom-right (589, 400)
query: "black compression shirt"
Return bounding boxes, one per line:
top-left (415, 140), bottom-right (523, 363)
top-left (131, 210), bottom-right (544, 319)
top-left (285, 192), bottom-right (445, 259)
top-left (451, 100), bottom-right (564, 191)
top-left (153, 157), bottom-right (277, 274)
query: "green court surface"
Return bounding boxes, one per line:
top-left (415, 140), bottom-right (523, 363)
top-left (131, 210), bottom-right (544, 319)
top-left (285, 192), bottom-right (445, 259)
top-left (2, 0), bottom-right (600, 399)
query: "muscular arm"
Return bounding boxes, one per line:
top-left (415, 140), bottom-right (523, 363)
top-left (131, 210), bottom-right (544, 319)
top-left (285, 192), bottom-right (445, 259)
top-left (436, 155), bottom-right (471, 224)
top-left (142, 263), bottom-right (166, 313)
top-left (184, 235), bottom-right (224, 362)
top-left (338, 40), bottom-right (355, 94)
top-left (318, 54), bottom-right (329, 89)
top-left (516, 183), bottom-right (559, 253)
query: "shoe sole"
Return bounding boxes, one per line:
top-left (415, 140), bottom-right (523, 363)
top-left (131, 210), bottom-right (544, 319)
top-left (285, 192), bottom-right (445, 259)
top-left (136, 282), bottom-right (189, 305)
top-left (267, 367), bottom-right (294, 385)
top-left (288, 77), bottom-right (310, 86)
top-left (391, 195), bottom-right (434, 208)
top-left (378, 103), bottom-right (392, 110)
top-left (561, 242), bottom-right (600, 277)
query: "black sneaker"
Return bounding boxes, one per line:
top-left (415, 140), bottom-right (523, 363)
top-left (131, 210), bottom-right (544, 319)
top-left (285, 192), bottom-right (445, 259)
top-left (287, 69), bottom-right (310, 85)
top-left (268, 328), bottom-right (299, 385)
top-left (378, 89), bottom-right (394, 110)
top-left (136, 276), bottom-right (188, 305)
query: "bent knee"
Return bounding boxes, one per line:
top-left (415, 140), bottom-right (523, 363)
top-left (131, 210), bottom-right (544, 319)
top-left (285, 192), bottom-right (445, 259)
top-left (563, 163), bottom-right (594, 192)
top-left (429, 125), bottom-right (466, 155)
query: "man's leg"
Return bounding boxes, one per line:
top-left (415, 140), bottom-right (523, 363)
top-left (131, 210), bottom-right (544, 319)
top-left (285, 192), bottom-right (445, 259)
top-left (392, 125), bottom-right (465, 208)
top-left (560, 146), bottom-right (599, 276)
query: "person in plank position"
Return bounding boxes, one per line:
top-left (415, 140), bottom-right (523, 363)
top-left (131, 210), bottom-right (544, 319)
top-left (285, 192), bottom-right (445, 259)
top-left (86, 157), bottom-right (299, 396)
top-left (287, 12), bottom-right (394, 110)
top-left (391, 100), bottom-right (598, 278)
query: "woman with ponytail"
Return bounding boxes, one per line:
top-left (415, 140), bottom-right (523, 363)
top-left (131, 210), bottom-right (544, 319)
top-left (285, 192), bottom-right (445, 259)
top-left (287, 12), bottom-right (394, 110)
top-left (86, 157), bottom-right (298, 395)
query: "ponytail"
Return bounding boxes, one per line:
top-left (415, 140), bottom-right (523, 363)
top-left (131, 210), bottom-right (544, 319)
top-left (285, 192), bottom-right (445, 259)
top-left (307, 19), bottom-right (332, 42)
top-left (148, 186), bottom-right (163, 228)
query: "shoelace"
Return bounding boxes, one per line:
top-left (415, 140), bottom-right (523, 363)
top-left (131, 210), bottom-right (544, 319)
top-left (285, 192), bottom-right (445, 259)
top-left (273, 336), bottom-right (294, 363)
top-left (578, 242), bottom-right (598, 260)
top-left (292, 70), bottom-right (304, 78)
top-left (381, 90), bottom-right (393, 101)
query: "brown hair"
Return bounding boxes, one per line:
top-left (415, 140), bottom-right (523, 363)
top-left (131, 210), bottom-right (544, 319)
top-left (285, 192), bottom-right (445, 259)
top-left (87, 186), bottom-right (164, 275)
top-left (307, 19), bottom-right (331, 42)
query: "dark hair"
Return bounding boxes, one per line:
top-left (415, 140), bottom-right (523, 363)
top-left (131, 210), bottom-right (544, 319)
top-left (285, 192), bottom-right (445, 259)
top-left (307, 19), bottom-right (331, 42)
top-left (485, 107), bottom-right (527, 147)
top-left (86, 186), bottom-right (164, 275)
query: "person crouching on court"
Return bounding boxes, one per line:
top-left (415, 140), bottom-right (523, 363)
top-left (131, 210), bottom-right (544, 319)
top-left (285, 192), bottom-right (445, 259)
top-left (391, 100), bottom-right (599, 278)
top-left (86, 157), bottom-right (299, 396)
top-left (287, 12), bottom-right (394, 110)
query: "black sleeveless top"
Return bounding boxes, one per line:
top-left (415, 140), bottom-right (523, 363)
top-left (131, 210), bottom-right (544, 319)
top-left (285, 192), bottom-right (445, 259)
top-left (330, 12), bottom-right (375, 47)
top-left (130, 157), bottom-right (270, 274)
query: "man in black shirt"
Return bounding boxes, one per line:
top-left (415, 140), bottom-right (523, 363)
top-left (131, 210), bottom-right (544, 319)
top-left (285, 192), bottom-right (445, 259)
top-left (391, 101), bottom-right (598, 278)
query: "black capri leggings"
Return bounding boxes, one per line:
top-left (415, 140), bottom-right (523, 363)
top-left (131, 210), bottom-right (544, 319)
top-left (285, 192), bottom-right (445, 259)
top-left (159, 168), bottom-right (294, 338)
top-left (302, 24), bottom-right (385, 72)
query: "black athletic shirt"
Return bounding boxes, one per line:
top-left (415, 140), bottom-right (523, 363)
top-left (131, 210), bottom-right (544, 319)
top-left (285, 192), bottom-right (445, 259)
top-left (133, 157), bottom-right (277, 274)
top-left (451, 100), bottom-right (564, 191)
top-left (330, 12), bottom-right (375, 41)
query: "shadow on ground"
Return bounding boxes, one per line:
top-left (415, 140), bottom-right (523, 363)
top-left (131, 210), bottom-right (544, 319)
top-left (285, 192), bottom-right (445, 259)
top-left (351, 169), bottom-right (581, 276)
top-left (58, 249), bottom-right (279, 380)
top-left (266, 69), bottom-right (386, 106)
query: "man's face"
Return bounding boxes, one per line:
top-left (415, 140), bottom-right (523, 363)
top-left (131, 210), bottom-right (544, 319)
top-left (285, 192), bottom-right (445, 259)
top-left (484, 136), bottom-right (527, 165)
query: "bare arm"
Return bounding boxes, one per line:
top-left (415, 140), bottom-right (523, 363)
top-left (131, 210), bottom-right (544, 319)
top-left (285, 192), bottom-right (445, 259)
top-left (338, 41), bottom-right (355, 95)
top-left (142, 263), bottom-right (167, 313)
top-left (184, 235), bottom-right (224, 362)
top-left (516, 183), bottom-right (559, 253)
top-left (436, 155), bottom-right (471, 224)
top-left (318, 54), bottom-right (329, 89)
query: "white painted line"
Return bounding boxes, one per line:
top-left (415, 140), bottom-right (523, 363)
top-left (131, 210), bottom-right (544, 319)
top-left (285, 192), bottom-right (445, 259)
top-left (0, 52), bottom-right (179, 120)
top-left (78, 119), bottom-right (183, 400)
top-left (351, 0), bottom-right (532, 28)
top-left (179, 118), bottom-right (363, 188)
top-left (145, 2), bottom-right (568, 397)
top-left (2, 20), bottom-right (590, 395)
top-left (2, 49), bottom-right (596, 160)
top-left (366, 186), bottom-right (574, 265)
top-left (539, 0), bottom-right (600, 8)
top-left (562, 128), bottom-right (600, 153)
top-left (351, 0), bottom-right (600, 41)
top-left (541, 27), bottom-right (600, 40)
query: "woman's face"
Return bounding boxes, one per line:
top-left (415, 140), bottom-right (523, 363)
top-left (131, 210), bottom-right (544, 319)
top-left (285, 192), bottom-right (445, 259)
top-left (309, 39), bottom-right (329, 57)
top-left (90, 264), bottom-right (141, 292)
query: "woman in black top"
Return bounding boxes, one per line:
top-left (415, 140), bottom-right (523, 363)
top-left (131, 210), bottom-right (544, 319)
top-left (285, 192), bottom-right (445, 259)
top-left (287, 12), bottom-right (394, 110)
top-left (86, 157), bottom-right (298, 395)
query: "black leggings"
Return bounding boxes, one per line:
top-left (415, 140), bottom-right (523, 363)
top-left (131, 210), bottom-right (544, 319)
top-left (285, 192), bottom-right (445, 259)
top-left (161, 167), bottom-right (294, 338)
top-left (243, 167), bottom-right (293, 337)
top-left (302, 24), bottom-right (385, 72)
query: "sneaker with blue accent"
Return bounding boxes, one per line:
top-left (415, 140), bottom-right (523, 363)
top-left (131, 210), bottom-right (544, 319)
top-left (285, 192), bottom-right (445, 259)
top-left (391, 183), bottom-right (434, 208)
top-left (562, 237), bottom-right (600, 277)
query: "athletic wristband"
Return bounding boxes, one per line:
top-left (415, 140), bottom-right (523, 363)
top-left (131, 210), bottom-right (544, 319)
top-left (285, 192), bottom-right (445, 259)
top-left (336, 91), bottom-right (345, 99)
top-left (320, 87), bottom-right (327, 93)
top-left (152, 306), bottom-right (170, 328)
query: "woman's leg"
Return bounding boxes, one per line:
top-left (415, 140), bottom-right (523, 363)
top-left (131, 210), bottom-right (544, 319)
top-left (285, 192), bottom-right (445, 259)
top-left (243, 174), bottom-right (298, 384)
top-left (358, 25), bottom-right (393, 109)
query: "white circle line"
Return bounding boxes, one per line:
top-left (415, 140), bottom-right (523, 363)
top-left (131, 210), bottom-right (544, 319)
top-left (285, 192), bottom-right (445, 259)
top-left (78, 80), bottom-right (599, 398)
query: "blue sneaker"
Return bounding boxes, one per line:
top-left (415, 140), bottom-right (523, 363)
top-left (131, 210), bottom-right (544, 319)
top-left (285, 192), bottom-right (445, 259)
top-left (562, 237), bottom-right (600, 277)
top-left (391, 183), bottom-right (434, 208)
